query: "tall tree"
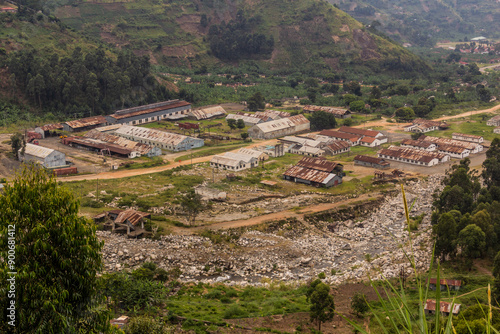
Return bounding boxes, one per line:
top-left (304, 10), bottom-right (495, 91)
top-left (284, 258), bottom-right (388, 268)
top-left (308, 110), bottom-right (337, 131)
top-left (457, 224), bottom-right (486, 259)
top-left (0, 165), bottom-right (109, 333)
top-left (309, 281), bottom-right (335, 331)
top-left (10, 132), bottom-right (25, 159)
top-left (177, 189), bottom-right (204, 225)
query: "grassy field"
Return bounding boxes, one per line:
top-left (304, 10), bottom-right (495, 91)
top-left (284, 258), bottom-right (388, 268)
top-left (167, 282), bottom-right (310, 326)
top-left (424, 113), bottom-right (498, 141)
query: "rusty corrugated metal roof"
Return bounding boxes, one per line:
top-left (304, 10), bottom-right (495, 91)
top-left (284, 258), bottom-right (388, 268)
top-left (65, 116), bottom-right (107, 129)
top-left (65, 137), bottom-right (132, 155)
top-left (437, 144), bottom-right (469, 154)
top-left (401, 139), bottom-right (435, 148)
top-left (114, 209), bottom-right (148, 226)
top-left (84, 130), bottom-right (155, 155)
top-left (283, 165), bottom-right (336, 184)
top-left (39, 123), bottom-right (63, 131)
top-left (419, 135), bottom-right (479, 150)
top-left (452, 133), bottom-right (482, 140)
top-left (428, 279), bottom-right (462, 287)
top-left (303, 105), bottom-right (349, 115)
top-left (326, 140), bottom-right (351, 151)
top-left (379, 146), bottom-right (446, 163)
top-left (296, 157), bottom-right (339, 172)
top-left (189, 106), bottom-right (226, 120)
top-left (424, 299), bottom-right (460, 314)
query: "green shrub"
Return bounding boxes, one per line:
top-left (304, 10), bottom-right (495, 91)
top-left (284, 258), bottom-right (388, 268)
top-left (223, 305), bottom-right (248, 319)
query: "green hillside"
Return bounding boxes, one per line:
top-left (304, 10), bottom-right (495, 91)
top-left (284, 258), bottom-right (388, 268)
top-left (46, 0), bottom-right (429, 75)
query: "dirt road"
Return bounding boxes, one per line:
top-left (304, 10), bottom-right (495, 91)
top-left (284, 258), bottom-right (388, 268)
top-left (176, 192), bottom-right (381, 233)
top-left (59, 139), bottom-right (278, 182)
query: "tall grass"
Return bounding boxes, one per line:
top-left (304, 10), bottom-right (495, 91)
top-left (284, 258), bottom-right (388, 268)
top-left (345, 184), bottom-right (499, 334)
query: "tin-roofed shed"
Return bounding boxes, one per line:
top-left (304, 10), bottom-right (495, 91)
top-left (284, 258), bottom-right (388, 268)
top-left (19, 143), bottom-right (66, 168)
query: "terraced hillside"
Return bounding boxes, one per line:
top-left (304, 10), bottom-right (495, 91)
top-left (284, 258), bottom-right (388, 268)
top-left (48, 0), bottom-right (429, 74)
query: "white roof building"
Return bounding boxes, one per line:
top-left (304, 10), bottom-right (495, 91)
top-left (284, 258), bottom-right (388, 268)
top-left (188, 106), bottom-right (226, 120)
top-left (248, 115), bottom-right (310, 139)
top-left (19, 144), bottom-right (66, 168)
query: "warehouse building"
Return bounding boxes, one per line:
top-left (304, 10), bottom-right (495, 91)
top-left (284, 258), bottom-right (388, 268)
top-left (378, 146), bottom-right (449, 167)
top-left (63, 137), bottom-right (139, 158)
top-left (113, 125), bottom-right (204, 151)
top-left (84, 130), bottom-right (162, 157)
top-left (210, 152), bottom-right (258, 171)
top-left (248, 115), bottom-right (310, 139)
top-left (451, 133), bottom-right (484, 143)
top-left (63, 116), bottom-right (108, 132)
top-left (19, 143), bottom-right (66, 168)
top-left (236, 148), bottom-right (269, 161)
top-left (188, 106), bottom-right (226, 120)
top-left (106, 100), bottom-right (191, 125)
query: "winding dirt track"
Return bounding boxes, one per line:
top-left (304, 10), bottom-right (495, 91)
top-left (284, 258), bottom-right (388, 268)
top-left (181, 192), bottom-right (381, 233)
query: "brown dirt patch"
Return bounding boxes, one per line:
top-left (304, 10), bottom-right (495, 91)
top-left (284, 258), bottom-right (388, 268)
top-left (176, 14), bottom-right (205, 35)
top-left (54, 6), bottom-right (81, 19)
top-left (161, 45), bottom-right (196, 57)
top-left (100, 32), bottom-right (128, 48)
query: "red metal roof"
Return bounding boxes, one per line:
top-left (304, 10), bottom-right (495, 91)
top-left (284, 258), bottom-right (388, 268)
top-left (65, 116), bottom-right (107, 130)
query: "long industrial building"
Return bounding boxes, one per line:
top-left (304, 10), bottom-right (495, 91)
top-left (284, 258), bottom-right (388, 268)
top-left (106, 100), bottom-right (191, 125)
top-left (84, 130), bottom-right (162, 157)
top-left (378, 146), bottom-right (449, 167)
top-left (248, 115), bottom-right (310, 139)
top-left (113, 125), bottom-right (204, 151)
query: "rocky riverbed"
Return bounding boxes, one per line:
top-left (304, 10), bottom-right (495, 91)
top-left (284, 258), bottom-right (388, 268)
top-left (98, 175), bottom-right (443, 286)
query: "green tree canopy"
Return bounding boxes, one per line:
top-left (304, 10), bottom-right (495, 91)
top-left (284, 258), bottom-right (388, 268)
top-left (0, 165), bottom-right (108, 333)
top-left (309, 281), bottom-right (335, 331)
top-left (308, 110), bottom-right (337, 131)
top-left (247, 92), bottom-right (265, 111)
top-left (457, 224), bottom-right (486, 259)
